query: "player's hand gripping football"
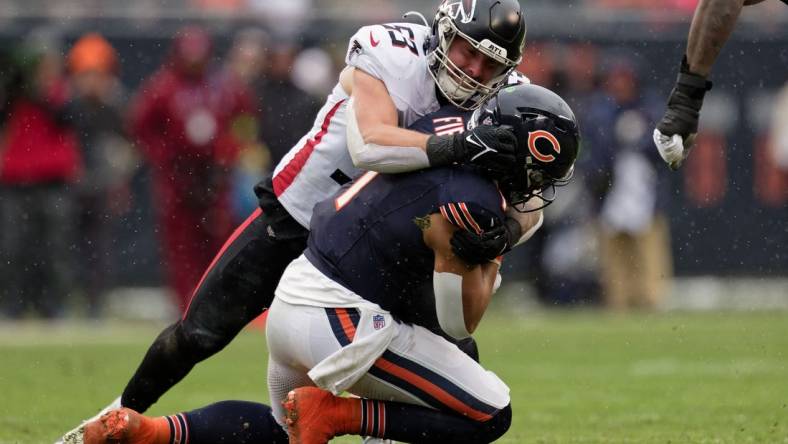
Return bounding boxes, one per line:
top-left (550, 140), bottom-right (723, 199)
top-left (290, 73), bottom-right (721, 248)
top-left (654, 56), bottom-right (712, 170)
top-left (426, 125), bottom-right (517, 174)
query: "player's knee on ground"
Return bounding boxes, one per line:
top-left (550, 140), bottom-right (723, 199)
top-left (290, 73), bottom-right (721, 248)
top-left (456, 404), bottom-right (512, 444)
top-left (429, 403), bottom-right (512, 444)
top-left (477, 403), bottom-right (512, 443)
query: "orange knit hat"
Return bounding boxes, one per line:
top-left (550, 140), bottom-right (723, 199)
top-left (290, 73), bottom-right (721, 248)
top-left (68, 33), bottom-right (118, 74)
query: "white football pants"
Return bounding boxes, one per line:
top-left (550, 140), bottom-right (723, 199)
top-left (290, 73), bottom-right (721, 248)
top-left (265, 297), bottom-right (510, 427)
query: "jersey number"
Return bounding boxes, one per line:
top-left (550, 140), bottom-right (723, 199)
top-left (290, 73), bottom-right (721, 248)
top-left (383, 25), bottom-right (418, 56)
top-left (334, 171), bottom-right (379, 211)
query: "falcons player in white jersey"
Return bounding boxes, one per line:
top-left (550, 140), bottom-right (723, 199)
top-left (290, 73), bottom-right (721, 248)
top-left (274, 10), bottom-right (525, 226)
top-left (60, 2), bottom-right (538, 443)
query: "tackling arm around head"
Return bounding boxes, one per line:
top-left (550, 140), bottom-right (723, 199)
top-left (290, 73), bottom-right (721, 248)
top-left (343, 66), bottom-right (518, 175)
top-left (342, 66), bottom-right (432, 173)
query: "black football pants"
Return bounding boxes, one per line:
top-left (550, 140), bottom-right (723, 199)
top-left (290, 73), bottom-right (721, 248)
top-left (121, 208), bottom-right (308, 412)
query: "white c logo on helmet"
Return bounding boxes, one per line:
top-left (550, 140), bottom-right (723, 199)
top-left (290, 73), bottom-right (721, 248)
top-left (528, 130), bottom-right (561, 163)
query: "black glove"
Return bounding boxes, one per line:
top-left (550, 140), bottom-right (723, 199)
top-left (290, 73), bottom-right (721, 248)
top-left (450, 217), bottom-right (522, 265)
top-left (426, 125), bottom-right (517, 174)
top-left (656, 56), bottom-right (713, 140)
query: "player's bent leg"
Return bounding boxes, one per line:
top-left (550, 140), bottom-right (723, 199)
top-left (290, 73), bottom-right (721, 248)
top-left (284, 386), bottom-right (512, 444)
top-left (267, 299), bottom-right (511, 443)
top-left (66, 402), bottom-right (289, 444)
top-left (347, 323), bottom-right (510, 443)
top-left (350, 323), bottom-right (510, 417)
top-left (120, 320), bottom-right (216, 412)
top-left (179, 400), bottom-right (289, 444)
top-left (121, 209), bottom-right (307, 413)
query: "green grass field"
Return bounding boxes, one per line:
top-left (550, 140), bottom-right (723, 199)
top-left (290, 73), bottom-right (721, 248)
top-left (2, 309), bottom-right (788, 443)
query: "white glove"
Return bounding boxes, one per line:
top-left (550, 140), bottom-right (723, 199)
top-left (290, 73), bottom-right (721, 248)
top-left (653, 128), bottom-right (693, 171)
top-left (492, 272), bottom-right (502, 294)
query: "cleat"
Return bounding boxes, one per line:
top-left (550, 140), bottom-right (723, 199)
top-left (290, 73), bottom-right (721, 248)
top-left (62, 408), bottom-right (149, 444)
top-left (56, 397), bottom-right (122, 444)
top-left (60, 425), bottom-right (87, 444)
top-left (283, 387), bottom-right (356, 444)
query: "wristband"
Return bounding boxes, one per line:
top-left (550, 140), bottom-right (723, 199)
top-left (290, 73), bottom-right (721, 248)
top-left (425, 135), bottom-right (457, 167)
top-left (678, 56), bottom-right (712, 99)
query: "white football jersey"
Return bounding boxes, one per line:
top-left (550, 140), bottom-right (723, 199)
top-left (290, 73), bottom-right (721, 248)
top-left (271, 23), bottom-right (440, 228)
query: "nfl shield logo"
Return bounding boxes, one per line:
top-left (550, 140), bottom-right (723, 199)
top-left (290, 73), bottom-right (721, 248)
top-left (373, 315), bottom-right (386, 330)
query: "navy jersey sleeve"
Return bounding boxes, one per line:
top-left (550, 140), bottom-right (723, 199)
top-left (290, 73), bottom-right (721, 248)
top-left (437, 168), bottom-right (507, 234)
top-left (407, 104), bottom-right (473, 135)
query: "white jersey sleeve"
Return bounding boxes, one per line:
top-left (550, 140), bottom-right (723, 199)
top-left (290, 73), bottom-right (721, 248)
top-left (345, 23), bottom-right (440, 126)
top-left (271, 23), bottom-right (443, 229)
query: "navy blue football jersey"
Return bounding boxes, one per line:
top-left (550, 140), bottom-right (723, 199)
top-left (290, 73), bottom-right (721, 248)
top-left (407, 105), bottom-right (473, 136)
top-left (306, 165), bottom-right (506, 325)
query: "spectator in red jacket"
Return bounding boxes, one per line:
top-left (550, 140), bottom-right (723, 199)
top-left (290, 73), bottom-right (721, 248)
top-left (127, 26), bottom-right (256, 312)
top-left (0, 34), bottom-right (81, 318)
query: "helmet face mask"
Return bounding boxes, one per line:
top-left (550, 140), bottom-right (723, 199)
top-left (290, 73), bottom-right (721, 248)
top-left (472, 84), bottom-right (581, 211)
top-left (504, 158), bottom-right (575, 212)
top-left (428, 0), bottom-right (526, 110)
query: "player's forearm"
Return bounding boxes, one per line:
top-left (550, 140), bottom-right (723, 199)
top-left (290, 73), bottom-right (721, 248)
top-left (686, 0), bottom-right (746, 76)
top-left (360, 123), bottom-right (430, 151)
top-left (347, 103), bottom-right (432, 173)
top-left (347, 68), bottom-right (433, 172)
top-left (461, 262), bottom-right (499, 334)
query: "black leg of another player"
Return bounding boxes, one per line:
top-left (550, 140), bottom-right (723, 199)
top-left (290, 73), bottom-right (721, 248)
top-left (181, 400), bottom-right (289, 444)
top-left (121, 210), bottom-right (307, 413)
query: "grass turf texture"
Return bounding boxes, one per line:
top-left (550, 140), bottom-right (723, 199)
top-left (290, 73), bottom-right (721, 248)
top-left (1, 310), bottom-right (787, 443)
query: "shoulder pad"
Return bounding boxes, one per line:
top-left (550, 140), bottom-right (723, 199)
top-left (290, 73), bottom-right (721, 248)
top-left (438, 170), bottom-right (506, 234)
top-left (440, 202), bottom-right (494, 234)
top-left (345, 23), bottom-right (430, 80)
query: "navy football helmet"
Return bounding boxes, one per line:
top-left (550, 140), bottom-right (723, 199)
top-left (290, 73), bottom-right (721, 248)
top-left (471, 83), bottom-right (581, 211)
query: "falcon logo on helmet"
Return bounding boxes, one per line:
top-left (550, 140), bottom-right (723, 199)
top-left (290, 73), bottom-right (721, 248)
top-left (444, 0), bottom-right (476, 24)
top-left (427, 0), bottom-right (527, 110)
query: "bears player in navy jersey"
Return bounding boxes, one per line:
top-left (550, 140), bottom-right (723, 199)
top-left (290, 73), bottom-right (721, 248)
top-left (653, 0), bottom-right (786, 169)
top-left (273, 83), bottom-right (580, 444)
top-left (73, 84), bottom-right (579, 444)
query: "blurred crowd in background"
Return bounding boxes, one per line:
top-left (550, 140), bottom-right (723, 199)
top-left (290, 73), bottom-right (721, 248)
top-left (0, 1), bottom-right (786, 320)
